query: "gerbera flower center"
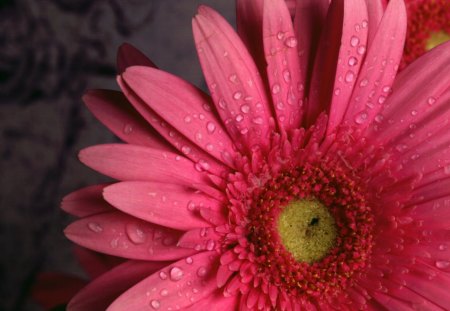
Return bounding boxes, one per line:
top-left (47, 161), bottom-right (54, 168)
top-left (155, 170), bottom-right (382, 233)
top-left (277, 199), bottom-right (337, 264)
top-left (425, 30), bottom-right (450, 50)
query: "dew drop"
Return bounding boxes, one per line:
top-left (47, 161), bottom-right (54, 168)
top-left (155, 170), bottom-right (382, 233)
top-left (397, 217), bottom-right (413, 225)
top-left (395, 144), bottom-right (408, 152)
top-left (169, 267), bottom-right (184, 281)
top-left (435, 261), bottom-right (450, 269)
top-left (233, 92), bottom-right (243, 100)
top-left (87, 222), bottom-right (103, 233)
top-left (411, 110), bottom-right (418, 116)
top-left (197, 266), bottom-right (207, 277)
top-left (283, 70), bottom-right (291, 82)
top-left (150, 300), bottom-right (161, 309)
top-left (240, 128), bottom-right (249, 135)
top-left (184, 116), bottom-right (192, 123)
top-left (350, 36), bottom-right (360, 47)
top-left (272, 84), bottom-right (281, 94)
top-left (235, 114), bottom-right (244, 122)
top-left (159, 271), bottom-right (168, 280)
top-left (277, 31), bottom-right (285, 40)
top-left (334, 88), bottom-right (341, 96)
top-left (354, 111), bottom-right (368, 124)
top-left (240, 104), bottom-right (250, 113)
top-left (228, 74), bottom-right (238, 83)
top-left (123, 124), bottom-right (133, 135)
top-left (378, 95), bottom-right (386, 104)
top-left (218, 98), bottom-right (227, 109)
top-left (110, 238), bottom-right (119, 248)
top-left (181, 146), bottom-right (191, 155)
top-left (382, 86), bottom-right (392, 93)
top-left (345, 71), bottom-right (355, 83)
top-left (444, 165), bottom-right (450, 175)
top-left (160, 289), bottom-right (169, 297)
top-left (362, 20), bottom-right (368, 28)
top-left (185, 257), bottom-right (193, 264)
top-left (359, 79), bottom-right (368, 87)
top-left (126, 224), bottom-right (146, 244)
top-left (357, 45), bottom-right (366, 55)
top-left (374, 114), bottom-right (384, 123)
top-left (284, 36), bottom-right (298, 47)
top-left (206, 240), bottom-right (215, 251)
top-left (252, 117), bottom-right (264, 125)
top-left (427, 97), bottom-right (436, 106)
top-left (439, 244), bottom-right (448, 251)
top-left (348, 56), bottom-right (358, 66)
top-left (206, 143), bottom-right (214, 151)
top-left (206, 122), bottom-right (216, 133)
top-left (276, 102), bottom-right (285, 110)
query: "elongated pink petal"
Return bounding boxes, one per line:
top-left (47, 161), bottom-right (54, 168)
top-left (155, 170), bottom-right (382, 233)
top-left (307, 0), bottom-right (368, 131)
top-left (364, 0), bottom-right (384, 45)
top-left (184, 290), bottom-right (239, 311)
top-left (263, 0), bottom-right (304, 131)
top-left (236, 0), bottom-right (265, 76)
top-left (107, 251), bottom-right (219, 311)
top-left (342, 0), bottom-right (406, 131)
top-left (64, 211), bottom-right (196, 261)
top-left (103, 181), bottom-right (219, 230)
top-left (117, 43), bottom-right (156, 74)
top-left (79, 144), bottom-right (210, 186)
top-left (294, 0), bottom-right (329, 93)
top-left (83, 89), bottom-right (169, 149)
top-left (68, 260), bottom-right (166, 311)
top-left (193, 6), bottom-right (273, 153)
top-left (61, 184), bottom-right (113, 217)
top-left (117, 76), bottom-right (230, 176)
top-left (121, 66), bottom-right (236, 169)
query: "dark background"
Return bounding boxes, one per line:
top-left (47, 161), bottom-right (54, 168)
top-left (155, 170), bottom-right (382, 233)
top-left (0, 1), bottom-right (235, 310)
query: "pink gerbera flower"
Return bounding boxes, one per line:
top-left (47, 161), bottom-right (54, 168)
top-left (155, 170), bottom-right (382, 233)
top-left (401, 0), bottom-right (450, 68)
top-left (63, 0), bottom-right (450, 310)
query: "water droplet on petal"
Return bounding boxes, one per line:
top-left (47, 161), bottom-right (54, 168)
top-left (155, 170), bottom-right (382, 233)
top-left (235, 114), bottom-right (244, 122)
top-left (362, 20), bottom-right (368, 28)
top-left (357, 45), bottom-right (366, 55)
top-left (181, 146), bottom-right (191, 155)
top-left (272, 84), bottom-right (281, 94)
top-left (159, 271), bottom-right (168, 280)
top-left (233, 92), bottom-right (242, 100)
top-left (378, 95), bottom-right (386, 104)
top-left (87, 222), bottom-right (103, 233)
top-left (206, 122), bottom-right (216, 133)
top-left (228, 74), bottom-right (238, 84)
top-left (123, 124), bottom-right (133, 135)
top-left (348, 57), bottom-right (358, 66)
top-left (240, 128), bottom-right (249, 135)
top-left (170, 267), bottom-right (184, 281)
top-left (334, 88), bottom-right (341, 96)
top-left (345, 71), bottom-right (355, 83)
top-left (444, 165), bottom-right (450, 175)
top-left (436, 261), bottom-right (450, 269)
top-left (439, 244), bottom-right (448, 251)
top-left (350, 36), bottom-right (360, 47)
top-left (218, 99), bottom-right (227, 109)
top-left (206, 240), bottom-right (215, 251)
top-left (110, 238), bottom-right (119, 248)
top-left (397, 217), bottom-right (413, 225)
top-left (184, 116), bottom-right (192, 123)
top-left (276, 102), bottom-right (285, 110)
top-left (240, 104), bottom-right (250, 113)
top-left (197, 266), bottom-right (207, 277)
top-left (411, 110), bottom-right (418, 116)
top-left (277, 31), bottom-right (285, 40)
top-left (126, 224), bottom-right (146, 244)
top-left (160, 289), bottom-right (169, 297)
top-left (283, 70), bottom-right (291, 82)
top-left (284, 36), bottom-right (298, 47)
top-left (382, 86), bottom-right (392, 93)
top-left (374, 114), bottom-right (384, 123)
top-left (427, 97), bottom-right (436, 105)
top-left (206, 143), bottom-right (214, 151)
top-left (359, 79), bottom-right (368, 87)
top-left (185, 257), bottom-right (193, 264)
top-left (150, 300), bottom-right (161, 309)
top-left (354, 111), bottom-right (368, 124)
top-left (252, 117), bottom-right (264, 125)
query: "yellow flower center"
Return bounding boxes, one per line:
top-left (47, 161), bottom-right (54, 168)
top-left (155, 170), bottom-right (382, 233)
top-left (426, 31), bottom-right (450, 51)
top-left (277, 199), bottom-right (337, 264)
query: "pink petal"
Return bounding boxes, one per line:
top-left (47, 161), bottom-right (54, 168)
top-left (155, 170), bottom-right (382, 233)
top-left (193, 6), bottom-right (273, 153)
top-left (263, 0), bottom-right (304, 131)
top-left (64, 211), bottom-right (196, 261)
top-left (364, 0), bottom-right (384, 45)
top-left (103, 181), bottom-right (219, 230)
top-left (117, 43), bottom-right (156, 74)
top-left (177, 227), bottom-right (220, 251)
top-left (121, 66), bottom-right (236, 169)
top-left (83, 89), bottom-right (169, 149)
top-left (183, 290), bottom-right (239, 311)
top-left (61, 184), bottom-right (113, 217)
top-left (236, 0), bottom-right (265, 78)
top-left (107, 251), bottom-right (219, 311)
top-left (117, 76), bottom-right (230, 176)
top-left (68, 260), bottom-right (166, 311)
top-left (79, 144), bottom-right (210, 186)
top-left (293, 0), bottom-right (329, 96)
top-left (342, 0), bottom-right (406, 131)
top-left (307, 0), bottom-right (368, 131)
